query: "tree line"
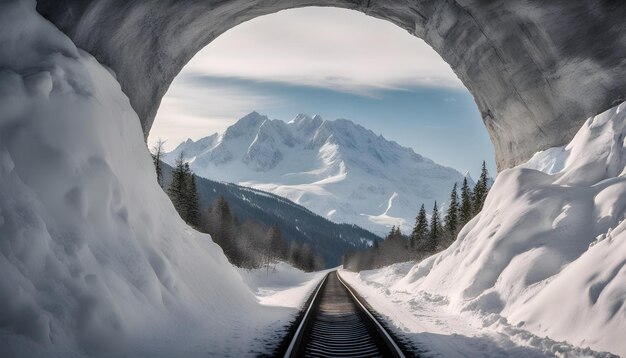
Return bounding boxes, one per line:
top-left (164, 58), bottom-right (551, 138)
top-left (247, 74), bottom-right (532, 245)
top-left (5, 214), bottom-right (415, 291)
top-left (152, 140), bottom-right (324, 272)
top-left (200, 195), bottom-right (324, 271)
top-left (343, 161), bottom-right (491, 271)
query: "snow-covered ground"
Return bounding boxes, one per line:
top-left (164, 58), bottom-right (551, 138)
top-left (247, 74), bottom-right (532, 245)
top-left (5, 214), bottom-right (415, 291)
top-left (0, 1), bottom-right (321, 356)
top-left (340, 266), bottom-right (615, 357)
top-left (238, 262), bottom-right (329, 308)
top-left (339, 101), bottom-right (626, 357)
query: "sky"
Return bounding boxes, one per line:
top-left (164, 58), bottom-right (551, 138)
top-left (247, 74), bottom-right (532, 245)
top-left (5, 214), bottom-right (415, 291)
top-left (149, 7), bottom-right (496, 177)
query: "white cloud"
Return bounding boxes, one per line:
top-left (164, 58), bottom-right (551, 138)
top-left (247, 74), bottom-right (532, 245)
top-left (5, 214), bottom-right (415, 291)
top-left (151, 6), bottom-right (466, 150)
top-left (183, 7), bottom-right (463, 92)
top-left (149, 76), bottom-right (282, 150)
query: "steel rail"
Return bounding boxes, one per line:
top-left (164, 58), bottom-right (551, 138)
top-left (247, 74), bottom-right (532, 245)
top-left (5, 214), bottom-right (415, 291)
top-left (284, 270), bottom-right (406, 358)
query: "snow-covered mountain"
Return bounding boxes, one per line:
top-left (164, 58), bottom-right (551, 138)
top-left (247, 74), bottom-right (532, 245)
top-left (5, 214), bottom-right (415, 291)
top-left (165, 111), bottom-right (469, 235)
top-left (160, 162), bottom-right (381, 267)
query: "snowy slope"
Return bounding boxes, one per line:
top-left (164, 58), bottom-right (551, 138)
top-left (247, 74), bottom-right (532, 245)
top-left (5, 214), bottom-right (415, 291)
top-left (161, 162), bottom-right (381, 267)
top-left (0, 2), bottom-right (314, 356)
top-left (165, 112), bottom-right (468, 235)
top-left (343, 102), bottom-right (626, 356)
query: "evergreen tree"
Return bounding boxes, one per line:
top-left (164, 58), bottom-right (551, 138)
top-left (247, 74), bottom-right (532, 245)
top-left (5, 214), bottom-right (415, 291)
top-left (473, 161), bottom-right (490, 213)
top-left (167, 152), bottom-right (189, 221)
top-left (186, 173), bottom-right (201, 227)
top-left (410, 204), bottom-right (429, 250)
top-left (459, 177), bottom-right (473, 227)
top-left (391, 226), bottom-right (403, 240)
top-left (212, 196), bottom-right (235, 258)
top-left (444, 183), bottom-right (459, 236)
top-left (151, 138), bottom-right (165, 187)
top-left (215, 196), bottom-right (233, 230)
top-left (428, 201), bottom-right (442, 251)
top-left (387, 226), bottom-right (401, 241)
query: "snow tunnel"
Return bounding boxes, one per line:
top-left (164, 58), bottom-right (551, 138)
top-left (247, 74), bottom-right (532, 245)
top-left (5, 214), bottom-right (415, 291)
top-left (35, 0), bottom-right (626, 170)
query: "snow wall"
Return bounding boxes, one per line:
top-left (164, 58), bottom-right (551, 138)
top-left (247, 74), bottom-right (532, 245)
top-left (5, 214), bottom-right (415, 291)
top-left (405, 103), bottom-right (626, 355)
top-left (0, 1), bottom-right (262, 356)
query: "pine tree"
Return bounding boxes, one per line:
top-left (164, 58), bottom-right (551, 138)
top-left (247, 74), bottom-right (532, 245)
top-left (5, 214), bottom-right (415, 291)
top-left (392, 226), bottom-right (403, 240)
top-left (186, 173), bottom-right (200, 227)
top-left (459, 177), bottom-right (473, 227)
top-left (410, 204), bottom-right (429, 250)
top-left (215, 196), bottom-right (233, 230)
top-left (444, 183), bottom-right (459, 236)
top-left (473, 161), bottom-right (490, 214)
top-left (167, 152), bottom-right (189, 221)
top-left (428, 201), bottom-right (442, 251)
top-left (212, 196), bottom-right (235, 258)
top-left (151, 138), bottom-right (165, 187)
top-left (387, 226), bottom-right (402, 242)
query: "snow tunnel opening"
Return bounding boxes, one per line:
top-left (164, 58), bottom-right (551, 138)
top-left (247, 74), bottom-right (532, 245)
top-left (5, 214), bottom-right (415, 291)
top-left (148, 6), bottom-right (495, 269)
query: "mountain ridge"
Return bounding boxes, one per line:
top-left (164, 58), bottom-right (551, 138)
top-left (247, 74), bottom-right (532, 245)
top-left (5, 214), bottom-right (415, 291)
top-left (166, 111), bottom-right (469, 235)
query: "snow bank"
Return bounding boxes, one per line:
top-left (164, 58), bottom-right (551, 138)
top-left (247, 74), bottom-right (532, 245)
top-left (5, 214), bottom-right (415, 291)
top-left (0, 1), bottom-right (302, 356)
top-left (237, 262), bottom-right (329, 308)
top-left (340, 266), bottom-right (611, 357)
top-left (364, 102), bottom-right (626, 355)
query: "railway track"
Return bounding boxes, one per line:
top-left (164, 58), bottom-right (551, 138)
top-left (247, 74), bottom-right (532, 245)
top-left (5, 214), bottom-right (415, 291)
top-left (283, 271), bottom-right (406, 358)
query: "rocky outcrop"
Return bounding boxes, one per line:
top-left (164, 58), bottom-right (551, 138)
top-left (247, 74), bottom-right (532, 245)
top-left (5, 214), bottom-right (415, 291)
top-left (36, 0), bottom-right (626, 169)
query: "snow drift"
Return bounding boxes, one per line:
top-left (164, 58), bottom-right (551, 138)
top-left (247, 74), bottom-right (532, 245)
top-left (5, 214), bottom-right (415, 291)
top-left (392, 102), bottom-right (626, 355)
top-left (0, 1), bottom-right (300, 356)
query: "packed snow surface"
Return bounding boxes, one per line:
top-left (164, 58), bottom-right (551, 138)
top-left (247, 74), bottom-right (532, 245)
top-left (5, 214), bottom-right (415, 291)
top-left (0, 1), bottom-right (321, 356)
top-left (165, 112), bottom-right (468, 235)
top-left (342, 101), bottom-right (626, 356)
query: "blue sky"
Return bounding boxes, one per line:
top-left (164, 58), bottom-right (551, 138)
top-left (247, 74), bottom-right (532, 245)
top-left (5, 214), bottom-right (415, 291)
top-left (149, 7), bottom-right (496, 177)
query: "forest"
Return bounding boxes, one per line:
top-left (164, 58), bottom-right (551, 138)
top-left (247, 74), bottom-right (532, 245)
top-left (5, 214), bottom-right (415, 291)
top-left (343, 162), bottom-right (491, 271)
top-left (153, 142), bottom-right (333, 271)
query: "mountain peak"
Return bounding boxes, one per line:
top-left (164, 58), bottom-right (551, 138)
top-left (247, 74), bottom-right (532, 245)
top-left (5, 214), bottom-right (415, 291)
top-left (164, 111), bottom-right (467, 235)
top-left (239, 111), bottom-right (266, 124)
top-left (289, 113), bottom-right (324, 126)
top-left (289, 113), bottom-right (312, 124)
top-left (224, 111), bottom-right (268, 140)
